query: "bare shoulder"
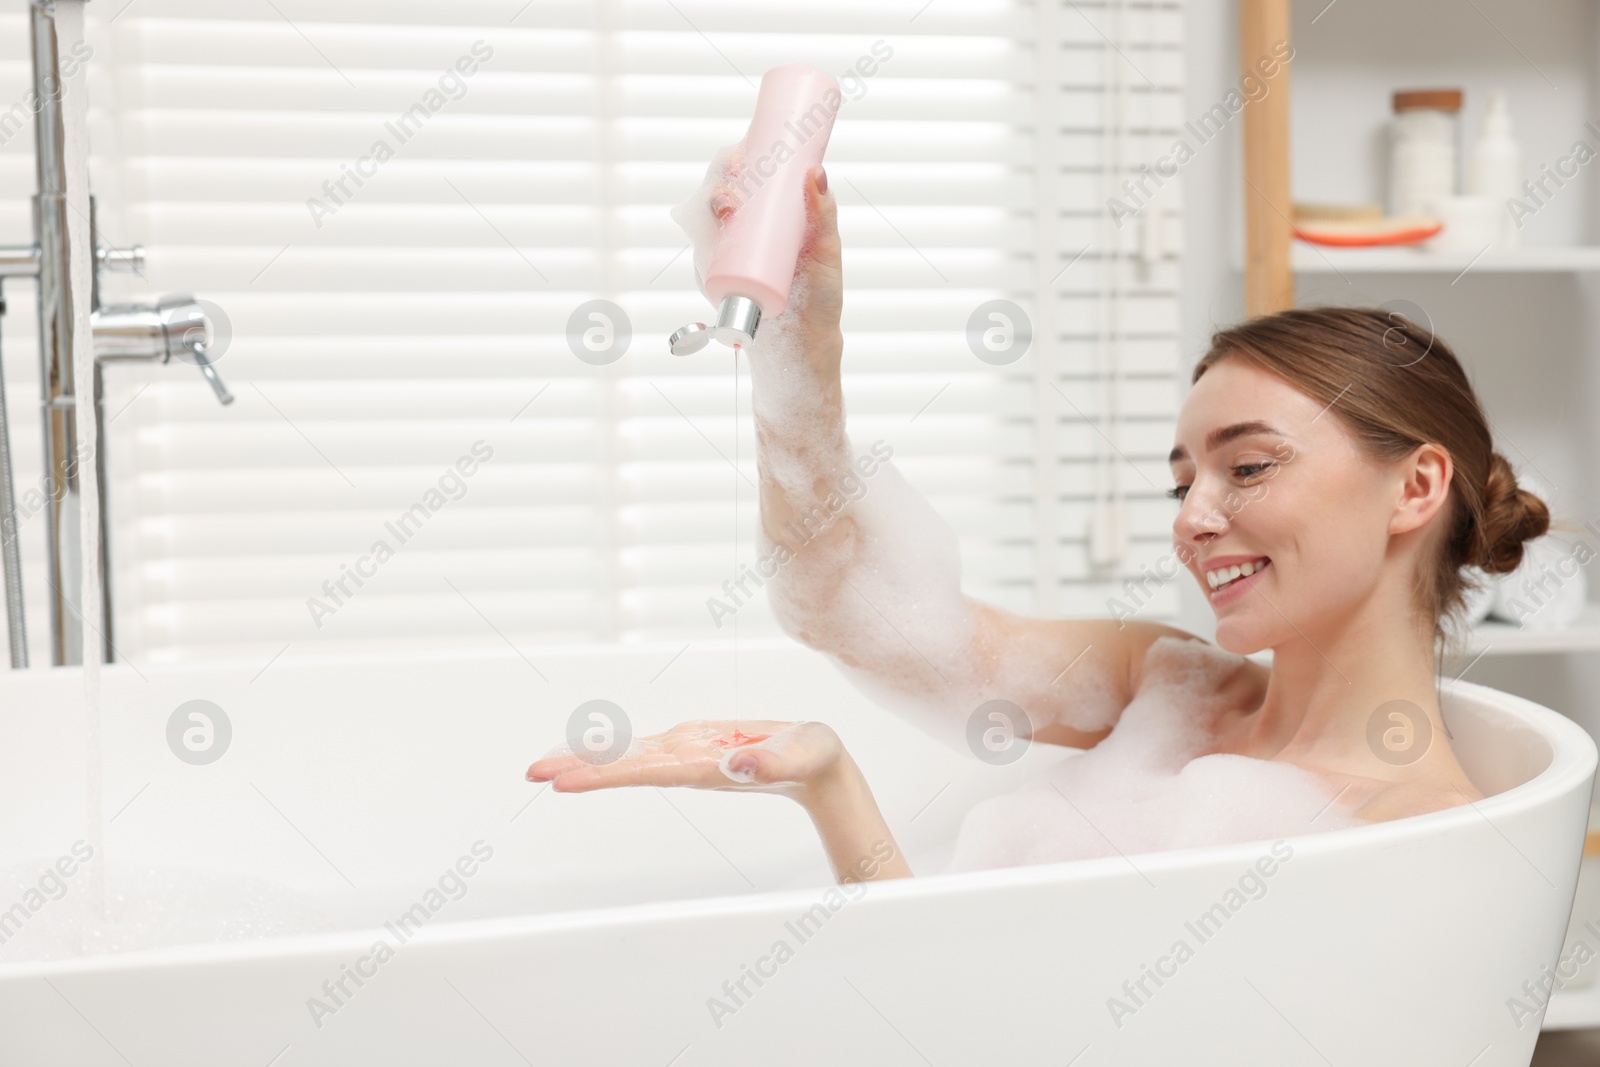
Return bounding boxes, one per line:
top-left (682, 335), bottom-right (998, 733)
top-left (1025, 622), bottom-right (1268, 750)
top-left (1012, 619), bottom-right (1236, 749)
top-left (1036, 617), bottom-right (1203, 700)
top-left (1130, 632), bottom-right (1269, 754)
top-left (1114, 623), bottom-right (1213, 676)
top-left (1352, 779), bottom-right (1483, 823)
top-left (1128, 628), bottom-right (1270, 708)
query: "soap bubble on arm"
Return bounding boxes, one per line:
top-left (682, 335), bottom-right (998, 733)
top-left (670, 141), bottom-right (746, 308)
top-left (671, 152), bottom-right (1191, 754)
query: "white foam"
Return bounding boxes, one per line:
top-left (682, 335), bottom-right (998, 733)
top-left (943, 638), bottom-right (1371, 872)
top-left (669, 139), bottom-right (747, 310)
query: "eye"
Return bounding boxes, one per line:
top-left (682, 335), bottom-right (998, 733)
top-left (1164, 463), bottom-right (1273, 505)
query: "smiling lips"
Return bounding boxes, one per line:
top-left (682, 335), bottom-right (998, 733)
top-left (1205, 556), bottom-right (1271, 594)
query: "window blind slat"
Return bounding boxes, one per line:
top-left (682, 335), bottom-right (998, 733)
top-left (0, 2), bottom-right (1188, 661)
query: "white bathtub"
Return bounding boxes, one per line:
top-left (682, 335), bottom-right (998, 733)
top-left (0, 640), bottom-right (1592, 1066)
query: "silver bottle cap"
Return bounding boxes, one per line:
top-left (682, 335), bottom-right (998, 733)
top-left (710, 295), bottom-right (760, 348)
top-left (668, 322), bottom-right (712, 356)
top-left (669, 294), bottom-right (761, 355)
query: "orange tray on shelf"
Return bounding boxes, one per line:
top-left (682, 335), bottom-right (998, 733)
top-left (1293, 216), bottom-right (1443, 247)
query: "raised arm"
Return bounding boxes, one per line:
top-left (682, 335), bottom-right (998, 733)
top-left (746, 167), bottom-right (1193, 754)
top-left (527, 163), bottom-right (1192, 886)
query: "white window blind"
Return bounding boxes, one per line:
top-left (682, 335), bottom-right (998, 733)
top-left (0, 0), bottom-right (1185, 665)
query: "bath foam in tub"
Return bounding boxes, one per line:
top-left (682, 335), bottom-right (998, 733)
top-left (944, 637), bottom-right (1371, 872)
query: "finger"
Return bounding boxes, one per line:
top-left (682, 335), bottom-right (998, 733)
top-left (526, 752), bottom-right (605, 781)
top-left (526, 741), bottom-right (585, 781)
top-left (805, 165), bottom-right (834, 221)
top-left (717, 724), bottom-right (831, 785)
top-left (550, 754), bottom-right (722, 793)
top-left (719, 745), bottom-right (807, 786)
top-left (528, 733), bottom-right (663, 780)
top-left (526, 757), bottom-right (571, 782)
top-left (801, 165), bottom-right (840, 265)
top-left (529, 720), bottom-right (800, 782)
top-left (719, 748), bottom-right (765, 784)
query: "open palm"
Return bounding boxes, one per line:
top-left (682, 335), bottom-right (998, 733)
top-left (526, 719), bottom-right (843, 802)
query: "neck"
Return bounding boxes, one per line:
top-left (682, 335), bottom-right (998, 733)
top-left (1245, 591), bottom-right (1440, 779)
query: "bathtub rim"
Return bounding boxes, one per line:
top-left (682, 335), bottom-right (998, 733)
top-left (1, 673), bottom-right (1590, 982)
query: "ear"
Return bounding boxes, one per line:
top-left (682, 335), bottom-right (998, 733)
top-left (1388, 443), bottom-right (1452, 536)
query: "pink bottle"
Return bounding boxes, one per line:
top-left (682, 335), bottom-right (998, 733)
top-left (670, 64), bottom-right (841, 355)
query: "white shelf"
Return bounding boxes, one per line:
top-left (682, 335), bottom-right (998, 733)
top-left (1290, 244), bottom-right (1600, 274)
top-left (1464, 607), bottom-right (1600, 657)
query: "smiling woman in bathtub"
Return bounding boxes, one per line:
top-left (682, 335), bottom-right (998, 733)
top-left (527, 166), bottom-right (1550, 885)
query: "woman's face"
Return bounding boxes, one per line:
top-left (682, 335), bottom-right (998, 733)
top-left (1169, 356), bottom-right (1400, 655)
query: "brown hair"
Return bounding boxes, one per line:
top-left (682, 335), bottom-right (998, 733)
top-left (1194, 306), bottom-right (1549, 646)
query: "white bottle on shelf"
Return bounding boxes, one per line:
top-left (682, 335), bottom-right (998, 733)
top-left (1468, 90), bottom-right (1523, 248)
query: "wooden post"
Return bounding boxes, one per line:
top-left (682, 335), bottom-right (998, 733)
top-left (1240, 0), bottom-right (1293, 316)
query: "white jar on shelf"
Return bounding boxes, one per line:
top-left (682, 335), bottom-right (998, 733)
top-left (1389, 88), bottom-right (1462, 218)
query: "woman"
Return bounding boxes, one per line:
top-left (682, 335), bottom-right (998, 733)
top-left (527, 164), bottom-right (1551, 885)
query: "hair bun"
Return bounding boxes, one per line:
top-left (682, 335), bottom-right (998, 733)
top-left (1476, 453), bottom-right (1550, 574)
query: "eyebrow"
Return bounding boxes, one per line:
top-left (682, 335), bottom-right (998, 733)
top-left (1168, 420), bottom-right (1285, 464)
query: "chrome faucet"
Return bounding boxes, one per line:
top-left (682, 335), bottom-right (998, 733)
top-left (89, 227), bottom-right (235, 665)
top-left (0, 1), bottom-right (233, 668)
top-left (92, 290), bottom-right (235, 406)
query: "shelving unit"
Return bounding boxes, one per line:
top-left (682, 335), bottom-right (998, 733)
top-left (1467, 607), bottom-right (1600, 657)
top-left (1292, 244), bottom-right (1600, 274)
top-left (1234, 0), bottom-right (1600, 1036)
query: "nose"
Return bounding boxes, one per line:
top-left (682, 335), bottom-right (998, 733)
top-left (1173, 476), bottom-right (1230, 549)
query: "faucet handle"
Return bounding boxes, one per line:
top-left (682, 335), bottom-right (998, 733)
top-left (187, 343), bottom-right (234, 405)
top-left (157, 296), bottom-right (233, 405)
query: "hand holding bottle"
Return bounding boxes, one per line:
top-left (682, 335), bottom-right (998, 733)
top-left (670, 65), bottom-right (841, 357)
top-left (708, 161), bottom-right (844, 373)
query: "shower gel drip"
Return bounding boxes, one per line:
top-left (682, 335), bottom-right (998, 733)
top-left (669, 64), bottom-right (841, 355)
